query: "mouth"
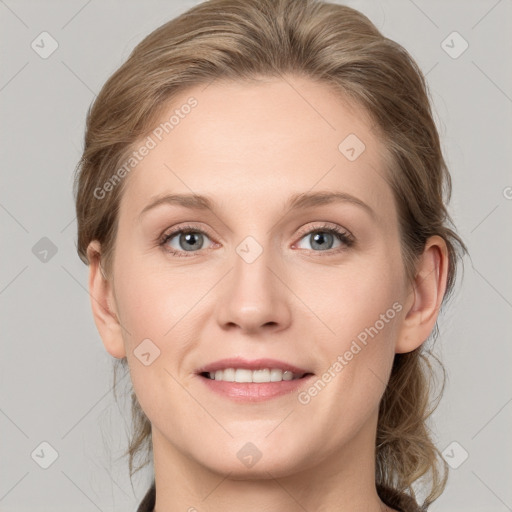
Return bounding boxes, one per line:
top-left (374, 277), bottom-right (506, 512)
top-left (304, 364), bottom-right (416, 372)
top-left (196, 358), bottom-right (314, 401)
top-left (200, 368), bottom-right (310, 382)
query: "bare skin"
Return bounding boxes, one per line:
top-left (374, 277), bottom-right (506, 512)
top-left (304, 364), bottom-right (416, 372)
top-left (87, 75), bottom-right (448, 512)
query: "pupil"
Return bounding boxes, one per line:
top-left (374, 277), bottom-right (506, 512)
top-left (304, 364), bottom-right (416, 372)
top-left (182, 232), bottom-right (202, 251)
top-left (312, 232), bottom-right (333, 250)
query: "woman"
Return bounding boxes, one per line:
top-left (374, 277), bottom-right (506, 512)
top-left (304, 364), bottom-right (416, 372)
top-left (73, 0), bottom-right (466, 510)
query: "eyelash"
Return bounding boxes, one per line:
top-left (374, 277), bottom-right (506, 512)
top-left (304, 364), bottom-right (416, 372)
top-left (158, 222), bottom-right (355, 258)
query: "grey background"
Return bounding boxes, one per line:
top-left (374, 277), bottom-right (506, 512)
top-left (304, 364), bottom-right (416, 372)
top-left (1, 0), bottom-right (511, 510)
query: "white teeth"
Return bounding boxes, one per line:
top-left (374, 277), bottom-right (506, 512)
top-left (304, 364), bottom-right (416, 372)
top-left (207, 368), bottom-right (303, 383)
top-left (252, 369), bottom-right (270, 383)
top-left (270, 368), bottom-right (282, 382)
top-left (222, 368), bottom-right (235, 381)
top-left (235, 368), bottom-right (252, 383)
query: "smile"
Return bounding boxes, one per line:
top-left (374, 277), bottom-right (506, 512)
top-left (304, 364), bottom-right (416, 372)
top-left (196, 358), bottom-right (314, 402)
top-left (202, 368), bottom-right (306, 382)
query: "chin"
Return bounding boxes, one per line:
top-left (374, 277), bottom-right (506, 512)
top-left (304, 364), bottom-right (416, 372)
top-left (193, 440), bottom-right (309, 479)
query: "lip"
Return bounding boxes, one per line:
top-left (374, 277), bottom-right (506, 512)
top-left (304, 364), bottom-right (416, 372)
top-left (196, 357), bottom-right (314, 402)
top-left (196, 357), bottom-right (311, 375)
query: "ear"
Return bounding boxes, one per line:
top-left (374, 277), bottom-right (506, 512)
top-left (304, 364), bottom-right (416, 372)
top-left (86, 240), bottom-right (126, 359)
top-left (395, 235), bottom-right (449, 354)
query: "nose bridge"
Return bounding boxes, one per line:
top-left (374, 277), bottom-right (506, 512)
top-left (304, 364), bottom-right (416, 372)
top-left (232, 233), bottom-right (277, 309)
top-left (216, 232), bottom-right (291, 332)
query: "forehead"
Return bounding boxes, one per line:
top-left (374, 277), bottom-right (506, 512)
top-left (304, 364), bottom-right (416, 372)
top-left (119, 75), bottom-right (395, 222)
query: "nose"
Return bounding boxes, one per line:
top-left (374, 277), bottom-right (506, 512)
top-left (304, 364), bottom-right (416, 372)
top-left (215, 241), bottom-right (292, 335)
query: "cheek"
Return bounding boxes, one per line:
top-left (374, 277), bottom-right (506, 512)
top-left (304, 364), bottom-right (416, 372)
top-left (300, 268), bottom-right (401, 421)
top-left (294, 255), bottom-right (403, 396)
top-left (112, 250), bottom-right (182, 343)
top-left (294, 254), bottom-right (403, 336)
top-left (111, 250), bottom-right (201, 388)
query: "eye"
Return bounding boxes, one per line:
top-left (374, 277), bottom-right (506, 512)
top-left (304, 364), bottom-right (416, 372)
top-left (159, 224), bottom-right (215, 257)
top-left (159, 222), bottom-right (354, 258)
top-left (294, 223), bottom-right (354, 254)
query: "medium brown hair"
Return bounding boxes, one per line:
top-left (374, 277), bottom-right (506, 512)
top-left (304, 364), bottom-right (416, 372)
top-left (74, 0), bottom-right (466, 508)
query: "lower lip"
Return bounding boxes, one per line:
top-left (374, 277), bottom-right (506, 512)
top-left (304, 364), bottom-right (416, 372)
top-left (199, 374), bottom-right (314, 402)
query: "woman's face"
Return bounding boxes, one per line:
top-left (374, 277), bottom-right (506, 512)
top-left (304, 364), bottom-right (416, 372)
top-left (101, 76), bottom-right (414, 478)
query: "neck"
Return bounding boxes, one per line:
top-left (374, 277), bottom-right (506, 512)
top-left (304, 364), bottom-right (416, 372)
top-left (150, 412), bottom-right (394, 512)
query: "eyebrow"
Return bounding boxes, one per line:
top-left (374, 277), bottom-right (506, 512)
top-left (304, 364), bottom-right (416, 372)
top-left (138, 190), bottom-right (376, 220)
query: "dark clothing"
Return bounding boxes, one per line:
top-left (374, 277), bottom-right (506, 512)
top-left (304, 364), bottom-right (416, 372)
top-left (136, 482), bottom-right (155, 512)
top-left (136, 481), bottom-right (424, 512)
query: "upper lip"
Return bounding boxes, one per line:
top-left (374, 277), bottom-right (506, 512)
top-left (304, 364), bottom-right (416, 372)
top-left (196, 357), bottom-right (312, 375)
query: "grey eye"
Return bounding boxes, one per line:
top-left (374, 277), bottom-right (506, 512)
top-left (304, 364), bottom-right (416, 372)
top-left (296, 231), bottom-right (342, 251)
top-left (166, 231), bottom-right (210, 252)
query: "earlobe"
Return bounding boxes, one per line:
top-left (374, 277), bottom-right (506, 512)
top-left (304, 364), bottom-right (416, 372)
top-left (86, 240), bottom-right (126, 359)
top-left (395, 236), bottom-right (449, 354)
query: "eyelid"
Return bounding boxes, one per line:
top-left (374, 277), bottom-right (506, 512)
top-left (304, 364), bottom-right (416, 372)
top-left (294, 221), bottom-right (353, 242)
